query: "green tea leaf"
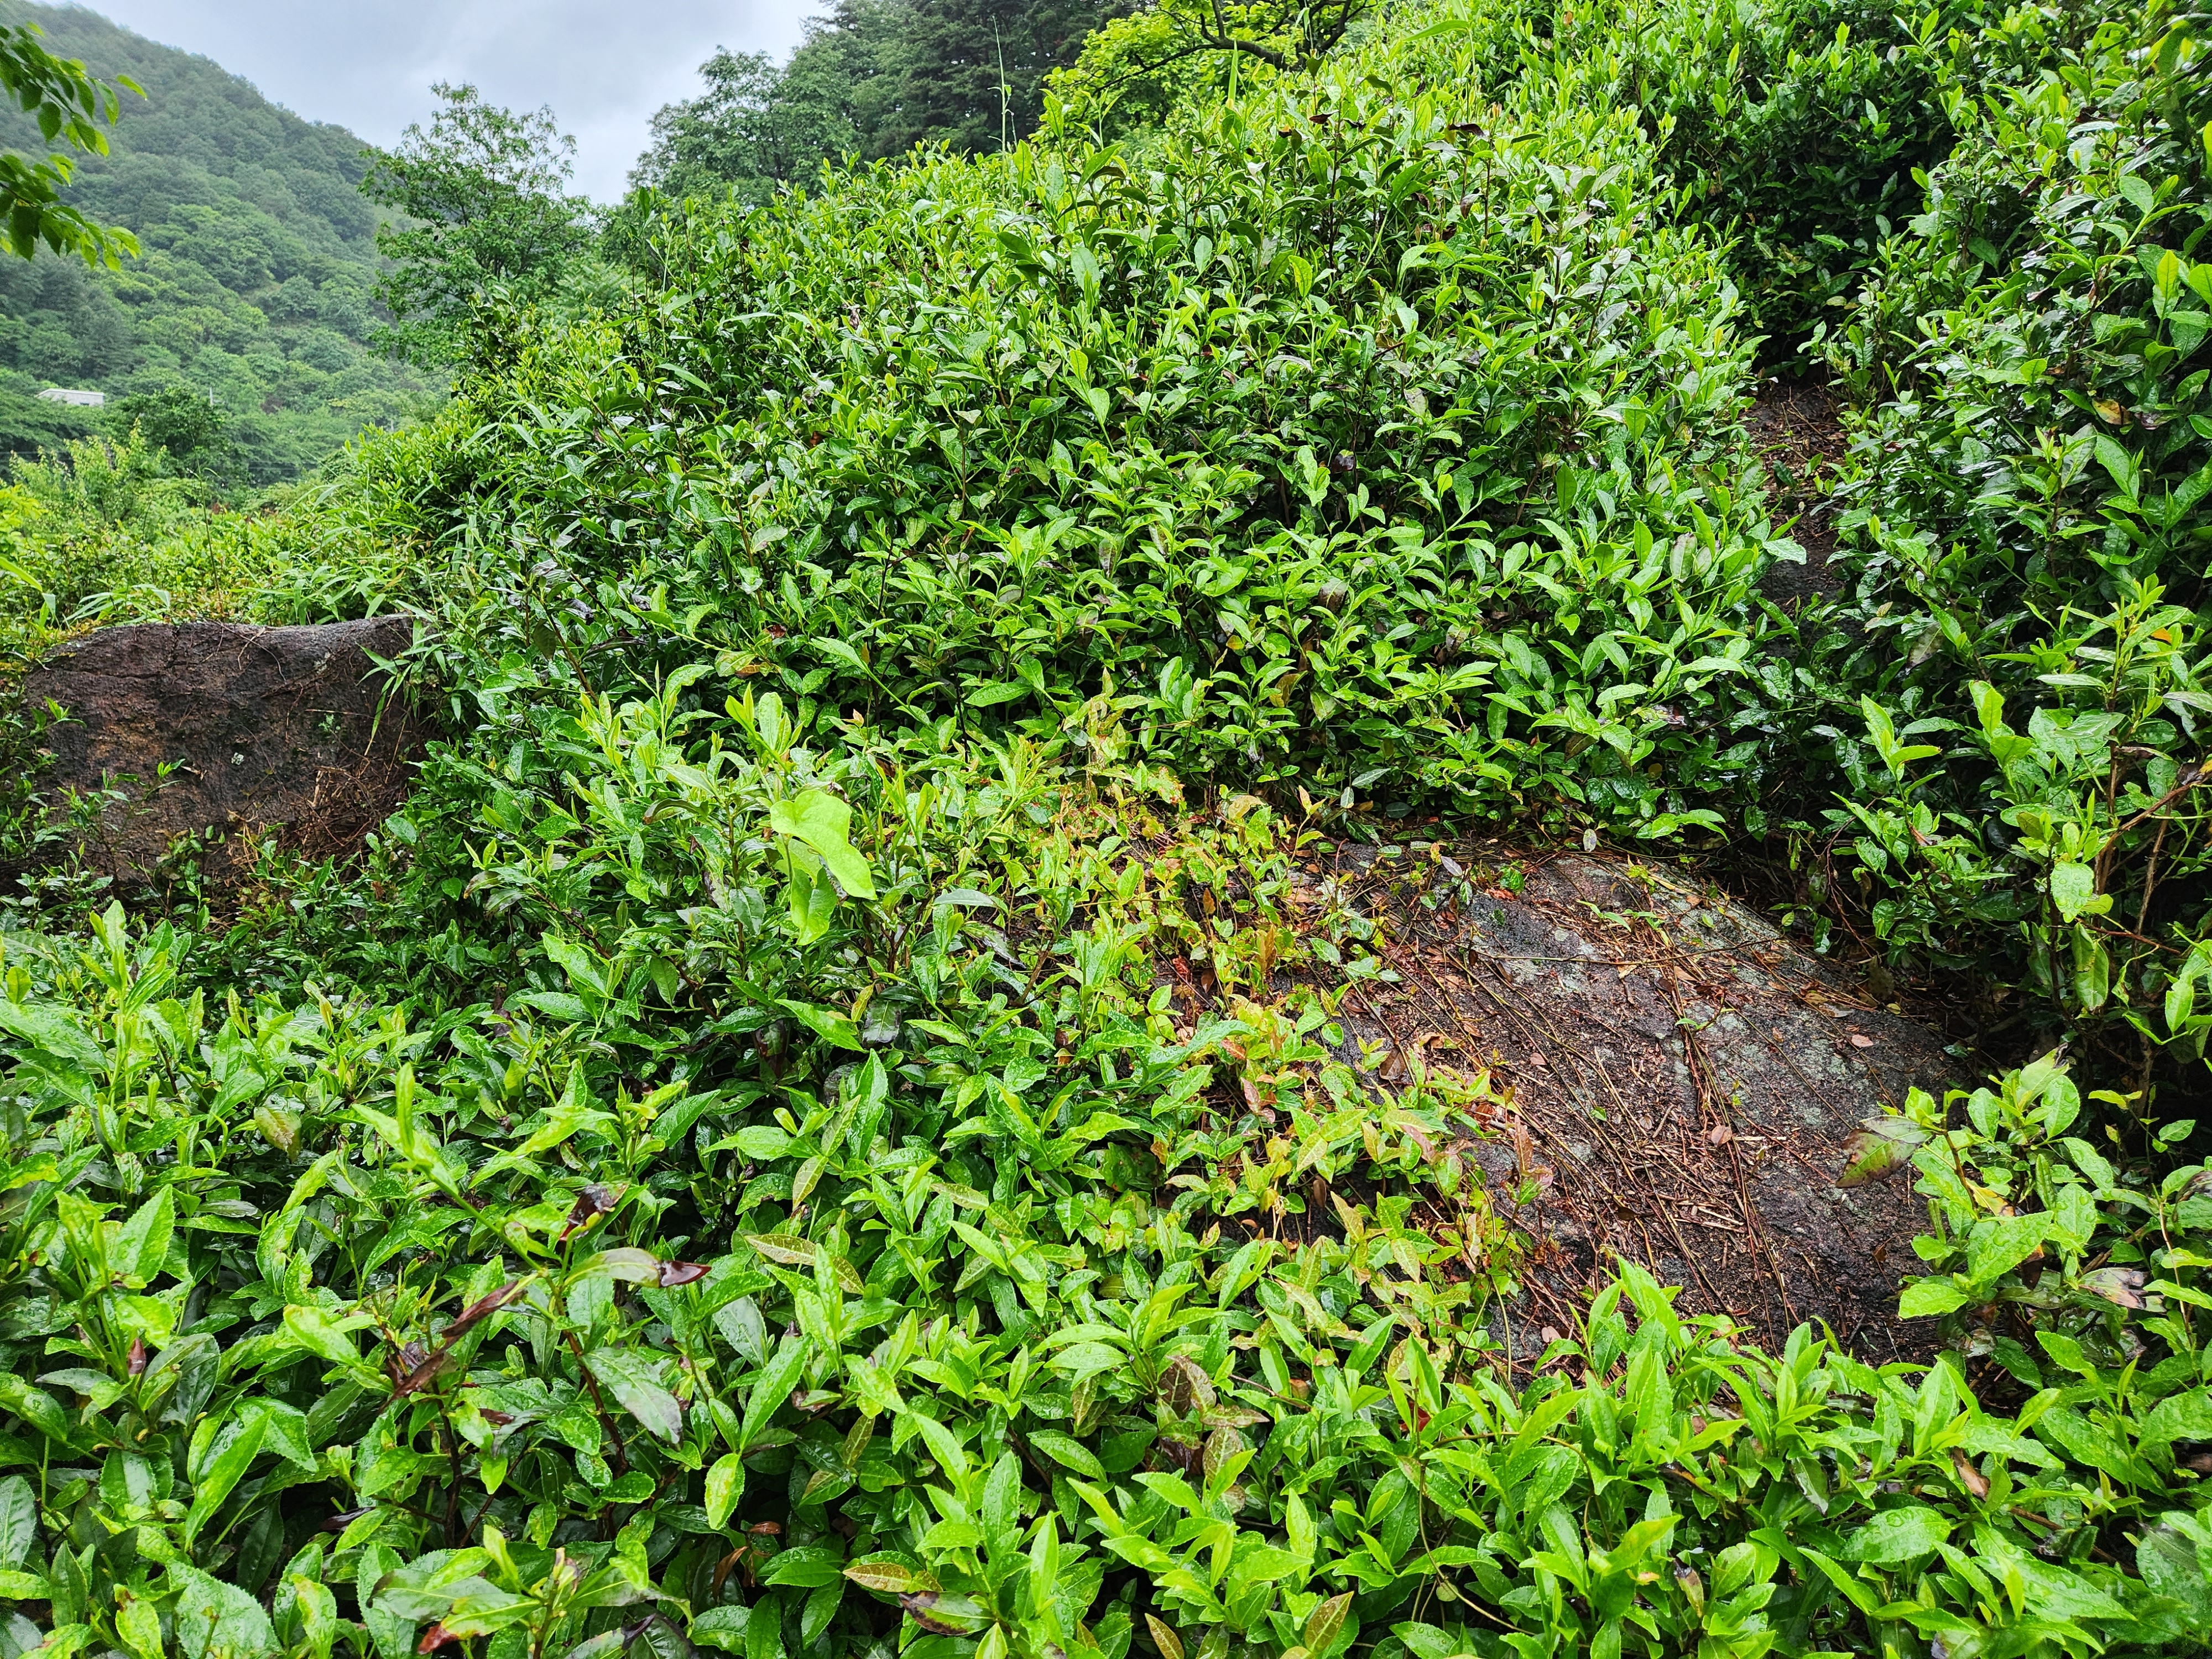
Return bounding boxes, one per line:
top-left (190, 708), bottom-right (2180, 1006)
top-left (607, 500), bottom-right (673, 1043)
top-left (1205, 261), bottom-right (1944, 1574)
top-left (769, 792), bottom-right (875, 899)
top-left (844, 1557), bottom-right (937, 1595)
top-left (0, 1001), bottom-right (105, 1071)
top-left (690, 1608), bottom-right (750, 1655)
top-left (111, 1188), bottom-right (174, 1287)
top-left (0, 1479), bottom-right (33, 1568)
top-left (741, 1334), bottom-right (810, 1453)
top-left (173, 1565), bottom-right (275, 1659)
top-left (761, 1545), bottom-right (844, 1588)
top-left (584, 1348), bottom-right (684, 1443)
top-left (1898, 1279), bottom-right (1970, 1318)
top-left (184, 1415), bottom-right (267, 1543)
top-left (1303, 1592), bottom-right (1354, 1657)
top-left (281, 1306), bottom-right (368, 1371)
top-left (1846, 1505), bottom-right (1950, 1565)
top-left (706, 1452), bottom-right (745, 1529)
top-left (778, 1001), bottom-right (864, 1052)
top-left (1025, 1431), bottom-right (1104, 1479)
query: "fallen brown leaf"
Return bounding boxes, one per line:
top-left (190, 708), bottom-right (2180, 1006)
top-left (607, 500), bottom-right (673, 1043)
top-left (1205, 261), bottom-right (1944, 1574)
top-left (1952, 1449), bottom-right (1989, 1499)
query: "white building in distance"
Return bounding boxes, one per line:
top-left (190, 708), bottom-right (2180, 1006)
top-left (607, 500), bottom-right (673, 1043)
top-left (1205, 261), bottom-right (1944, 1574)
top-left (38, 388), bottom-right (103, 407)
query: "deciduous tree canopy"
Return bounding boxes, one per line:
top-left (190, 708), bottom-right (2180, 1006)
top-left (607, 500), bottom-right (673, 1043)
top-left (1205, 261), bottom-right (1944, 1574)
top-left (0, 15), bottom-right (134, 265)
top-left (360, 83), bottom-right (594, 369)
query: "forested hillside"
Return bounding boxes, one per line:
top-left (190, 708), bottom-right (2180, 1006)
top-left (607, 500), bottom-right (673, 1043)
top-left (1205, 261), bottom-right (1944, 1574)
top-left (2, 1), bottom-right (2212, 1657)
top-left (0, 2), bottom-right (431, 481)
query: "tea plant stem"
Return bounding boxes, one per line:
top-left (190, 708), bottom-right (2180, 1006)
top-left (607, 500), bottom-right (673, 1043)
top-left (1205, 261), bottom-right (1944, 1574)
top-left (2110, 763), bottom-right (2212, 839)
top-left (565, 1328), bottom-right (632, 1477)
top-left (2135, 816), bottom-right (2169, 936)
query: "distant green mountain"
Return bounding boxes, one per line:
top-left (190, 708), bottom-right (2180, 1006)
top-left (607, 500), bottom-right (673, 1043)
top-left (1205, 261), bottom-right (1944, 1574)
top-left (0, 2), bottom-right (433, 483)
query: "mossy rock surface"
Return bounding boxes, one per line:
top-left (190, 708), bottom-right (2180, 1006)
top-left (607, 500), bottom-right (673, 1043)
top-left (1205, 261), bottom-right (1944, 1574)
top-left (25, 616), bottom-right (422, 885)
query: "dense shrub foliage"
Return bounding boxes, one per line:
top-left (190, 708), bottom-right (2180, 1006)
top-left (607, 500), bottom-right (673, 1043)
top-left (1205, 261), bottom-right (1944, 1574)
top-left (1818, 0), bottom-right (2212, 1056)
top-left (416, 0), bottom-right (2212, 1072)
top-left (405, 29), bottom-right (1775, 837)
top-left (3, 1), bottom-right (2212, 1658)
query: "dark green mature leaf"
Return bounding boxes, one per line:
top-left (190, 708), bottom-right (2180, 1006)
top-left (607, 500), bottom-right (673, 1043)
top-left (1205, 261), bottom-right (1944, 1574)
top-left (741, 1334), bottom-right (809, 1452)
top-left (0, 1479), bottom-right (32, 1568)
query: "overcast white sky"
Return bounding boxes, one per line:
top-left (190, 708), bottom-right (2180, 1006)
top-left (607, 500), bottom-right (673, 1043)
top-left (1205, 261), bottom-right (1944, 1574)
top-left (76, 1), bottom-right (817, 201)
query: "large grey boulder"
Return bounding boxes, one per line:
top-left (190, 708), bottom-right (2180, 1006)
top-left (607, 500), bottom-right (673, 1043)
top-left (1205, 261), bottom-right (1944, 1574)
top-left (1318, 846), bottom-right (1950, 1359)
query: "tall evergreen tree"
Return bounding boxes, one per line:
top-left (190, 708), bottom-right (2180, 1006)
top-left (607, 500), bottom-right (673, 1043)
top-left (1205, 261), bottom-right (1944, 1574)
top-left (631, 0), bottom-right (1123, 206)
top-left (878, 0), bottom-right (1118, 156)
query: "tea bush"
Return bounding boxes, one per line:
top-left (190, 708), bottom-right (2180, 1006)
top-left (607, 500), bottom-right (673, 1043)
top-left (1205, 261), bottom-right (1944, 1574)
top-left (306, 0), bottom-right (2212, 1076)
top-left (1804, 0), bottom-right (2212, 1070)
top-left (0, 0), bottom-right (2210, 1656)
top-left (326, 9), bottom-right (1786, 844)
top-left (4, 749), bottom-right (2212, 1659)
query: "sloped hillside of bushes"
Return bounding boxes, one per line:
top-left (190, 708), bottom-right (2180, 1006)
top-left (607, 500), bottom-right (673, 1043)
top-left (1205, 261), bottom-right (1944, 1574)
top-left (0, 3), bottom-right (2210, 1659)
